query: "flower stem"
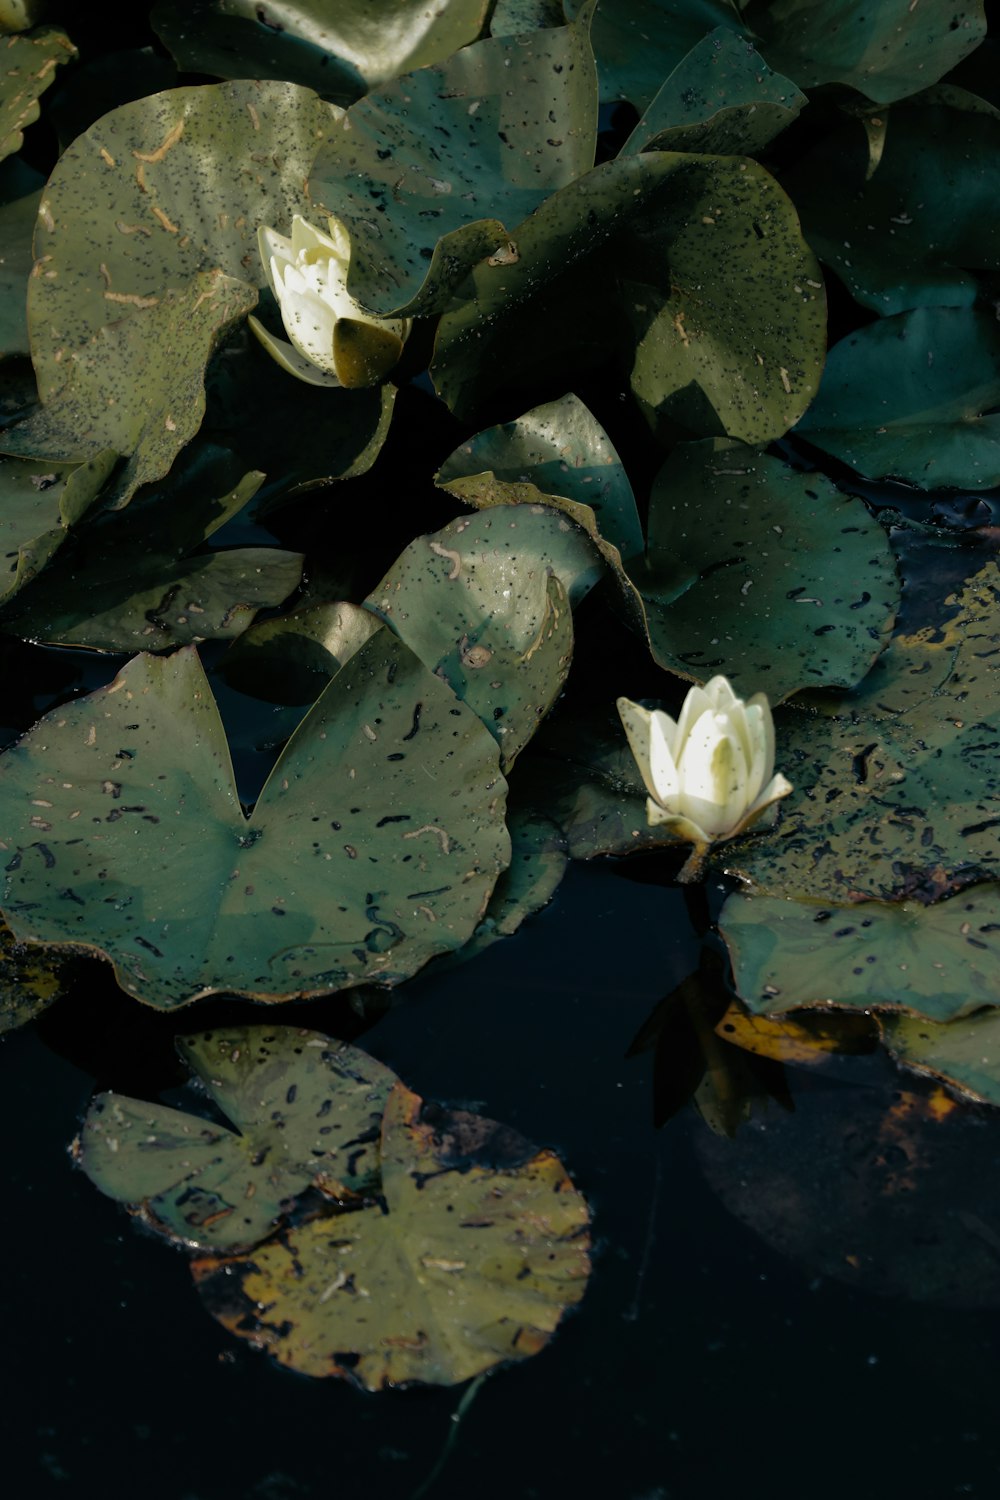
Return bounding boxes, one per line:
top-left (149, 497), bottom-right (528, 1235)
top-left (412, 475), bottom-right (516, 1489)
top-left (676, 841), bottom-right (710, 884)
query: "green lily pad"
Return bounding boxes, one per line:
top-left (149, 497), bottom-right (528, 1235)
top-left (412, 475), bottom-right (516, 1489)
top-left (0, 448), bottom-right (117, 606)
top-left (0, 915), bottom-right (71, 1033)
top-left (308, 4), bottom-right (598, 318)
top-left (152, 0), bottom-right (489, 105)
top-left (0, 26), bottom-right (76, 161)
top-left (0, 161), bottom-right (42, 357)
top-left (220, 601), bottom-right (381, 705)
top-left (565, 0), bottom-right (744, 111)
top-left (433, 150), bottom-right (825, 445)
top-left (366, 504), bottom-right (598, 769)
top-left (724, 560), bottom-right (1000, 901)
top-left (634, 439), bottom-right (899, 702)
top-left (0, 631), bottom-right (509, 1007)
top-left (193, 1080), bottom-right (591, 1388)
top-left (75, 1027), bottom-right (398, 1251)
top-left (0, 80), bottom-right (336, 505)
top-left (720, 886), bottom-right (1000, 1023)
top-left (880, 1011), bottom-right (1000, 1107)
top-left (621, 28), bottom-right (805, 157)
top-left (796, 307), bottom-right (1000, 490)
top-left (436, 393), bottom-right (644, 565)
top-left (788, 103), bottom-right (1000, 314)
top-left (3, 469), bottom-right (305, 651)
top-left (745, 0), bottom-right (986, 104)
top-left (490, 0), bottom-right (564, 36)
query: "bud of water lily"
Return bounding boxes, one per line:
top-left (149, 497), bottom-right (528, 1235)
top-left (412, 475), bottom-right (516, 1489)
top-left (617, 677), bottom-right (792, 863)
top-left (249, 214), bottom-right (410, 389)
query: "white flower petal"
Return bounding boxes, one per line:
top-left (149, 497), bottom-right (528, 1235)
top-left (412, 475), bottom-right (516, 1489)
top-left (745, 692), bottom-right (776, 788)
top-left (247, 316), bottom-right (343, 387)
top-left (676, 713), bottom-right (748, 837)
top-left (673, 684), bottom-right (714, 755)
top-left (702, 675), bottom-right (741, 713)
top-left (740, 700), bottom-right (770, 802)
top-left (617, 698), bottom-right (668, 806)
top-left (257, 225), bottom-right (293, 296)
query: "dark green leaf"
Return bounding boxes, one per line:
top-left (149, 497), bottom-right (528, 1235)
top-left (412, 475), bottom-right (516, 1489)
top-left (0, 25), bottom-right (76, 161)
top-left (565, 0), bottom-right (744, 111)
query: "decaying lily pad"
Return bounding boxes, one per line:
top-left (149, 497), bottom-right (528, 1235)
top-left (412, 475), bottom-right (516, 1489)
top-left (75, 1027), bottom-right (398, 1251)
top-left (0, 915), bottom-right (72, 1033)
top-left (0, 632), bottom-right (509, 1006)
top-left (193, 1080), bottom-right (591, 1388)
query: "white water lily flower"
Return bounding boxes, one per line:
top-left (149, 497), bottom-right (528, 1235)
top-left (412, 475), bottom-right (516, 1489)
top-left (249, 214), bottom-right (410, 389)
top-left (617, 677), bottom-right (793, 851)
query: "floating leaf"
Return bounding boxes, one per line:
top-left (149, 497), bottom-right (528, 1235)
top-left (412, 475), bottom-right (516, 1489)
top-left (366, 504), bottom-right (597, 769)
top-left (0, 81), bottom-right (336, 505)
top-left (152, 0), bottom-right (489, 105)
top-left (746, 0), bottom-right (986, 104)
top-left (490, 0), bottom-right (564, 36)
top-left (788, 103), bottom-right (1000, 314)
top-left (0, 162), bottom-right (42, 357)
top-left (0, 26), bottom-right (76, 161)
top-left (796, 307), bottom-right (1000, 490)
top-left (308, 5), bottom-right (598, 317)
top-left (622, 28), bottom-right (805, 157)
top-left (634, 439), bottom-right (899, 701)
top-left (565, 0), bottom-right (744, 111)
top-left (723, 560), bottom-right (1000, 901)
top-left (720, 886), bottom-right (1000, 1022)
top-left (75, 1027), bottom-right (398, 1251)
top-left (3, 470), bottom-right (305, 650)
top-left (436, 393), bottom-right (644, 565)
top-left (0, 448), bottom-right (116, 607)
top-left (880, 1011), bottom-right (1000, 1108)
top-left (0, 632), bottom-right (509, 1007)
top-left (193, 1080), bottom-right (591, 1388)
top-left (219, 601), bottom-right (381, 705)
top-left (0, 915), bottom-right (71, 1033)
top-left (433, 150), bottom-right (825, 445)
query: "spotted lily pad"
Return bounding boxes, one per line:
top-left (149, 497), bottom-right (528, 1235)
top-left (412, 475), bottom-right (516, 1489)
top-left (1, 81), bottom-right (336, 505)
top-left (634, 439), bottom-right (899, 701)
top-left (0, 631), bottom-right (509, 1006)
top-left (0, 164), bottom-right (42, 357)
top-left (0, 26), bottom-right (76, 161)
top-left (193, 1080), bottom-right (591, 1388)
top-left (720, 886), bottom-right (1000, 1022)
top-left (75, 1027), bottom-right (398, 1251)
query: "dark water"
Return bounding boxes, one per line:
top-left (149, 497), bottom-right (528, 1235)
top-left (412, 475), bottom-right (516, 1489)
top-left (5, 858), bottom-right (1000, 1500)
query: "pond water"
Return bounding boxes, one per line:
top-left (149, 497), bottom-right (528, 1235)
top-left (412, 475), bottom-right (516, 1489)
top-left (5, 855), bottom-right (1000, 1500)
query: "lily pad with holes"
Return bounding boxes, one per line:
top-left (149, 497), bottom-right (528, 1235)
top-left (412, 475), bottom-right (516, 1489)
top-left (152, 0), bottom-right (489, 105)
top-left (0, 26), bottom-right (76, 161)
top-left (723, 560), bottom-right (1000, 901)
top-left (193, 1080), bottom-right (591, 1388)
top-left (0, 631), bottom-right (509, 1006)
top-left (720, 886), bottom-right (1000, 1022)
top-left (433, 150), bottom-right (825, 444)
top-left (308, 4), bottom-right (598, 319)
top-left (75, 1027), bottom-right (398, 1251)
top-left (633, 439), bottom-right (899, 702)
top-left (0, 80), bottom-right (336, 505)
top-left (3, 469), bottom-right (305, 651)
top-left (621, 28), bottom-right (805, 158)
top-left (796, 307), bottom-right (1000, 491)
top-left (365, 504), bottom-right (599, 769)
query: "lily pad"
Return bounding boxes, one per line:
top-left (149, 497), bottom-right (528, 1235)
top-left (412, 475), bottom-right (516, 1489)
top-left (796, 307), bottom-right (1000, 491)
top-left (0, 26), bottom-right (76, 161)
top-left (0, 162), bottom-right (42, 357)
top-left (0, 631), bottom-right (509, 1006)
top-left (880, 1011), bottom-right (1000, 1108)
top-left (0, 80), bottom-right (336, 505)
top-left (365, 504), bottom-right (597, 769)
top-left (75, 1027), bottom-right (398, 1251)
top-left (152, 0), bottom-right (489, 105)
top-left (788, 103), bottom-right (1000, 314)
top-left (745, 0), bottom-right (986, 104)
top-left (433, 150), bottom-right (825, 445)
top-left (724, 560), bottom-right (1000, 901)
top-left (436, 393), bottom-right (644, 565)
top-left (490, 0), bottom-right (564, 36)
top-left (3, 469), bottom-right (305, 651)
top-left (720, 886), bottom-right (1000, 1022)
top-left (308, 4), bottom-right (598, 318)
top-left (564, 0), bottom-right (744, 111)
top-left (0, 448), bottom-right (117, 607)
top-left (219, 601), bottom-right (381, 705)
top-left (621, 28), bottom-right (805, 157)
top-left (193, 1080), bottom-right (591, 1388)
top-left (634, 439), bottom-right (899, 702)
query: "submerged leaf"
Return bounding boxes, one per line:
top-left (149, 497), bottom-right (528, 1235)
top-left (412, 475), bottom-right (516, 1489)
top-left (0, 633), bottom-right (509, 1006)
top-left (193, 1080), bottom-right (591, 1388)
top-left (75, 1027), bottom-right (398, 1251)
top-left (0, 916), bottom-right (71, 1033)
